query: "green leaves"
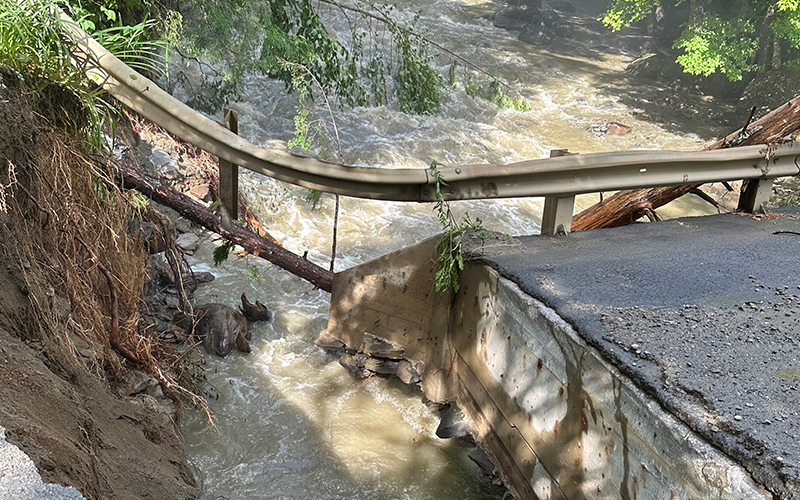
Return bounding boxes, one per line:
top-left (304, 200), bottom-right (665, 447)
top-left (0, 0), bottom-right (166, 153)
top-left (602, 0), bottom-right (660, 31)
top-left (602, 0), bottom-right (800, 81)
top-left (673, 16), bottom-right (757, 81)
top-left (463, 74), bottom-right (531, 112)
top-left (393, 29), bottom-right (441, 115)
top-left (180, 0), bottom-right (442, 115)
top-left (772, 3), bottom-right (800, 50)
top-left (212, 240), bottom-right (234, 266)
top-left (429, 161), bottom-right (487, 294)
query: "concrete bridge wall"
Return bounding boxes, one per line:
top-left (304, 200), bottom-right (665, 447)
top-left (320, 237), bottom-right (769, 500)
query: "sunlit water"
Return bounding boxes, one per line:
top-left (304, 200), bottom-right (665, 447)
top-left (176, 0), bottom-right (739, 497)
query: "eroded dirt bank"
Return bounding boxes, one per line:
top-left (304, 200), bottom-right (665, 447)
top-left (0, 69), bottom-right (203, 499)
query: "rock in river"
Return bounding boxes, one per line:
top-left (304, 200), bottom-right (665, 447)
top-left (194, 304), bottom-right (252, 357)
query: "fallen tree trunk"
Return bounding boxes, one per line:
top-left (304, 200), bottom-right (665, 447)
top-left (115, 161), bottom-right (334, 293)
top-left (572, 95), bottom-right (800, 231)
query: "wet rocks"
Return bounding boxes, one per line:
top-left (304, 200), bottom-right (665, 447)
top-left (175, 232), bottom-right (201, 252)
top-left (239, 293), bottom-right (271, 322)
top-left (540, 9), bottom-right (561, 28)
top-left (606, 122), bottom-right (632, 135)
top-left (364, 357), bottom-right (401, 375)
top-left (328, 333), bottom-right (420, 386)
top-left (187, 303), bottom-right (252, 357)
top-left (362, 333), bottom-right (404, 359)
top-left (626, 51), bottom-right (746, 99)
top-left (588, 120), bottom-right (632, 136)
top-left (396, 360), bottom-right (421, 385)
top-left (436, 404), bottom-right (470, 439)
top-left (518, 25), bottom-right (555, 46)
top-left (549, 0), bottom-right (575, 13)
top-left (492, 7), bottom-right (540, 30)
top-left (339, 353), bottom-right (370, 379)
top-left (468, 448), bottom-right (496, 477)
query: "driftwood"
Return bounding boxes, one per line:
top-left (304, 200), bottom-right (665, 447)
top-left (572, 94), bottom-right (800, 231)
top-left (115, 162), bottom-right (334, 293)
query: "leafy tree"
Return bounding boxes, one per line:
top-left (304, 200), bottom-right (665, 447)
top-left (170, 0), bottom-right (443, 114)
top-left (55, 0), bottom-right (530, 118)
top-left (603, 0), bottom-right (800, 81)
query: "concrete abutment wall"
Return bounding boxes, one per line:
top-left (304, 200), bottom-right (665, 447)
top-left (319, 237), bottom-right (769, 500)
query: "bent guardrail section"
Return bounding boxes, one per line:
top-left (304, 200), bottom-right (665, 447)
top-left (60, 12), bottom-right (800, 206)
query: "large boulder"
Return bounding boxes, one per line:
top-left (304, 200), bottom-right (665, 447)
top-left (738, 67), bottom-right (800, 117)
top-left (193, 303), bottom-right (252, 357)
top-left (519, 24), bottom-right (555, 46)
top-left (627, 51), bottom-right (748, 99)
top-left (493, 7), bottom-right (540, 31)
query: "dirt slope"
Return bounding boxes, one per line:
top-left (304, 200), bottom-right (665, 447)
top-left (0, 69), bottom-right (203, 499)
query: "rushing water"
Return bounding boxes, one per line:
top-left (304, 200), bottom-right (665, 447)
top-left (177, 0), bottom-right (741, 497)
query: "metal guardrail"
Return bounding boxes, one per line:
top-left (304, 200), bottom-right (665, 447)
top-left (61, 11), bottom-right (800, 234)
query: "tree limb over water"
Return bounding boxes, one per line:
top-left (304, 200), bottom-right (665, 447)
top-left (114, 161), bottom-right (334, 293)
top-left (572, 94), bottom-right (800, 231)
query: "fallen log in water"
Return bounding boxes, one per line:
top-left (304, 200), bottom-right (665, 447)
top-left (572, 95), bottom-right (800, 231)
top-left (115, 161), bottom-right (334, 293)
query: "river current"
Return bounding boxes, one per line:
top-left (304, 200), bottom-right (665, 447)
top-left (175, 0), bottom-right (741, 497)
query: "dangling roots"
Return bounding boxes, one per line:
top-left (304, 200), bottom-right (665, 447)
top-left (0, 120), bottom-right (213, 423)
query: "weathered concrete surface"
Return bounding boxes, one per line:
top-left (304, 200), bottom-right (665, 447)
top-left (322, 219), bottom-right (784, 499)
top-left (321, 236), bottom-right (455, 401)
top-left (452, 263), bottom-right (768, 499)
top-left (469, 208), bottom-right (800, 499)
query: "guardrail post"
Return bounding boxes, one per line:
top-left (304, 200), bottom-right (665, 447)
top-left (219, 108), bottom-right (239, 225)
top-left (541, 149), bottom-right (576, 236)
top-left (737, 178), bottom-right (773, 214)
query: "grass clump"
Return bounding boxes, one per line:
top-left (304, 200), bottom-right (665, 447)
top-left (0, 0), bottom-right (164, 152)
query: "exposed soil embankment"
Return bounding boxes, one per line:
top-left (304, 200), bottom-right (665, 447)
top-left (0, 69), bottom-right (202, 499)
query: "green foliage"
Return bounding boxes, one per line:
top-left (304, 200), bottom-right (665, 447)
top-left (772, 4), bottom-right (800, 50)
top-left (90, 20), bottom-right (166, 77)
top-left (178, 0), bottom-right (442, 115)
top-left (674, 16), bottom-right (757, 80)
top-left (393, 28), bottom-right (441, 115)
top-left (464, 74), bottom-right (531, 112)
top-left (0, 0), bottom-right (166, 151)
top-left (246, 265), bottom-right (264, 285)
top-left (0, 0), bottom-right (82, 89)
top-left (212, 240), bottom-right (234, 266)
top-left (305, 189), bottom-right (322, 209)
top-left (287, 108), bottom-right (313, 150)
top-left (602, 0), bottom-right (800, 81)
top-left (429, 161), bottom-right (487, 294)
top-left (602, 0), bottom-right (660, 31)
